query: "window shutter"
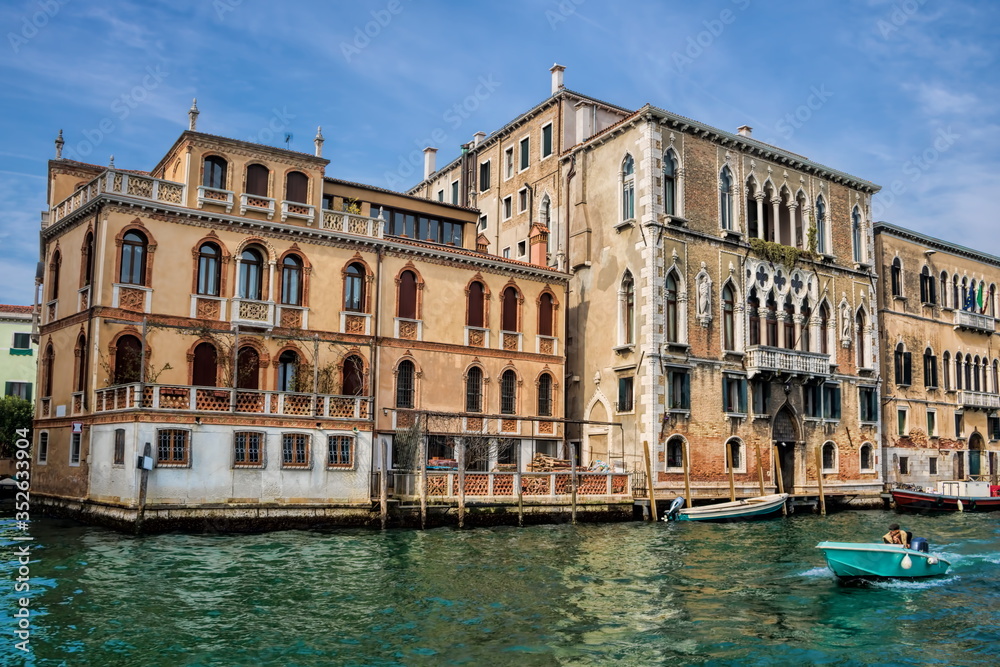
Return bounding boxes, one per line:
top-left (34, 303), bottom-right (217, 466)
top-left (682, 373), bottom-right (690, 409)
top-left (25, 383), bottom-right (32, 402)
top-left (4, 381), bottom-right (11, 397)
top-left (739, 379), bottom-right (747, 414)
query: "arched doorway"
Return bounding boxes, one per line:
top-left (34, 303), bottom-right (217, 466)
top-left (969, 432), bottom-right (985, 478)
top-left (236, 346), bottom-right (260, 390)
top-left (114, 335), bottom-right (143, 385)
top-left (772, 406), bottom-right (798, 493)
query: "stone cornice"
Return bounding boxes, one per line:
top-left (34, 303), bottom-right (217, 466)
top-left (875, 222), bottom-right (1000, 269)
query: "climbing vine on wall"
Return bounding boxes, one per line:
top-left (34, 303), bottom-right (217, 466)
top-left (748, 238), bottom-right (807, 271)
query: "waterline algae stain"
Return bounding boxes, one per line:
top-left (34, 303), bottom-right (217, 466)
top-left (2, 511), bottom-right (999, 665)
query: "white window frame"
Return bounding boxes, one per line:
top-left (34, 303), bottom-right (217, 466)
top-left (517, 240), bottom-right (527, 257)
top-left (897, 407), bottom-right (909, 436)
top-left (450, 180), bottom-right (459, 205)
top-left (821, 440), bottom-right (838, 473)
top-left (504, 147), bottom-right (514, 181)
top-left (859, 441), bottom-right (876, 473)
top-left (479, 159), bottom-right (492, 192)
top-left (518, 187), bottom-right (528, 214)
top-left (436, 189), bottom-right (444, 202)
top-left (926, 408), bottom-right (937, 438)
top-left (540, 122), bottom-right (554, 160)
top-left (502, 196), bottom-right (513, 221)
top-left (37, 430), bottom-right (49, 465)
top-left (502, 247), bottom-right (511, 259)
top-left (664, 436), bottom-right (687, 473)
top-left (725, 437), bottom-right (746, 474)
top-left (69, 432), bottom-right (81, 467)
top-left (518, 134), bottom-right (530, 173)
top-left (478, 215), bottom-right (488, 232)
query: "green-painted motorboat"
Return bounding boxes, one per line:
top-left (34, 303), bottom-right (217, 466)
top-left (816, 541), bottom-right (951, 579)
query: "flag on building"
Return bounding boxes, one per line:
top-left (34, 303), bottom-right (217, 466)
top-left (977, 282), bottom-right (985, 312)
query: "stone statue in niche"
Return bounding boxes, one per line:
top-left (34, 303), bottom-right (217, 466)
top-left (695, 263), bottom-right (713, 327)
top-left (840, 297), bottom-right (852, 346)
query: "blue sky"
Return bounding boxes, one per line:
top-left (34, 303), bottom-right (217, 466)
top-left (1, 0), bottom-right (997, 305)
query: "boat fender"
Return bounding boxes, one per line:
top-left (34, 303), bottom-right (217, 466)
top-left (957, 499), bottom-right (964, 512)
top-left (927, 557), bottom-right (939, 565)
top-left (665, 496), bottom-right (685, 521)
top-left (900, 554), bottom-right (913, 570)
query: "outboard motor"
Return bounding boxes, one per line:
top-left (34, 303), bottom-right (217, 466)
top-left (664, 496), bottom-right (685, 521)
top-left (910, 537), bottom-right (929, 553)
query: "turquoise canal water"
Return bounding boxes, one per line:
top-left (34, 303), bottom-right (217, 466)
top-left (2, 510), bottom-right (999, 666)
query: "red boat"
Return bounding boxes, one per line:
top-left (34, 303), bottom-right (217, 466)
top-left (892, 480), bottom-right (1000, 513)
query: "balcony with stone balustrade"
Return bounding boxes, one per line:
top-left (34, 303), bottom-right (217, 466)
top-left (953, 309), bottom-right (996, 335)
top-left (51, 170), bottom-right (187, 224)
top-left (745, 345), bottom-right (831, 378)
top-left (958, 390), bottom-right (1000, 411)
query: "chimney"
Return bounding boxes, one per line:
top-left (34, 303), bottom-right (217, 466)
top-left (575, 100), bottom-right (594, 143)
top-left (549, 63), bottom-right (566, 95)
top-left (737, 125), bottom-right (752, 137)
top-left (423, 147), bottom-right (438, 180)
top-left (473, 131), bottom-right (486, 147)
top-left (529, 223), bottom-right (549, 267)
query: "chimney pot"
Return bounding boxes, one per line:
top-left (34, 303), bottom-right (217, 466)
top-left (473, 131), bottom-right (486, 147)
top-left (737, 125), bottom-right (753, 137)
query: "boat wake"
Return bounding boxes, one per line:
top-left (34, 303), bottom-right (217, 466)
top-left (867, 575), bottom-right (960, 591)
top-left (800, 567), bottom-right (832, 578)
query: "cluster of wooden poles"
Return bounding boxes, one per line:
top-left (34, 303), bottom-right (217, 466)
top-left (640, 440), bottom-right (829, 521)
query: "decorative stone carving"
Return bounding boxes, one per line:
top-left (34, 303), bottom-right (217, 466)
top-left (695, 262), bottom-right (712, 327)
top-left (839, 294), bottom-right (852, 348)
top-left (119, 287), bottom-right (145, 312)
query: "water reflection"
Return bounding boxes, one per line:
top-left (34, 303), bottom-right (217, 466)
top-left (2, 511), bottom-right (999, 666)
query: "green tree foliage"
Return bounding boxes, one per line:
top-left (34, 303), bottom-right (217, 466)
top-left (0, 396), bottom-right (33, 458)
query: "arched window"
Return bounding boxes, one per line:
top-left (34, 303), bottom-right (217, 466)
top-left (539, 194), bottom-right (551, 226)
top-left (285, 171), bottom-right (308, 203)
top-left (952, 275), bottom-right (960, 311)
top-left (120, 231), bottom-right (147, 285)
top-left (192, 342), bottom-right (217, 387)
top-left (890, 258), bottom-right (902, 297)
top-left (277, 350), bottom-right (298, 392)
top-left (465, 366), bottom-right (483, 413)
top-left (74, 334), bottom-right (87, 393)
top-left (398, 270), bottom-right (417, 319)
top-left (894, 343), bottom-right (911, 385)
top-left (467, 281), bottom-right (485, 328)
top-left (203, 155), bottom-right (227, 189)
top-left (342, 355), bottom-right (364, 396)
top-left (822, 442), bottom-right (837, 471)
top-left (344, 263), bottom-right (366, 313)
top-left (923, 348), bottom-right (937, 388)
top-left (238, 248), bottom-right (264, 300)
top-left (991, 285), bottom-right (997, 318)
top-left (783, 297), bottom-right (795, 350)
top-left (500, 369), bottom-right (517, 414)
top-left (538, 292), bottom-right (554, 337)
top-left (726, 438), bottom-right (742, 471)
top-left (246, 164), bottom-right (269, 197)
top-left (537, 373), bottom-right (553, 417)
top-left (663, 150), bottom-right (677, 216)
top-left (49, 250), bottom-right (61, 300)
top-left (993, 359), bottom-right (999, 395)
top-left (236, 346), bottom-right (260, 390)
top-left (114, 335), bottom-right (143, 385)
top-left (197, 243), bottom-right (221, 296)
top-left (765, 291), bottom-right (778, 347)
top-left (965, 354), bottom-right (973, 390)
top-left (722, 284), bottom-right (735, 351)
top-left (955, 353), bottom-right (963, 390)
top-left (665, 272), bottom-right (679, 343)
top-left (800, 299), bottom-right (811, 352)
top-left (747, 289), bottom-right (761, 347)
top-left (856, 310), bottom-right (867, 368)
top-left (940, 271), bottom-right (949, 308)
top-left (280, 254), bottom-right (302, 305)
top-left (395, 360), bottom-right (415, 408)
top-left (920, 266), bottom-right (935, 304)
top-left (621, 154), bottom-right (635, 221)
top-left (82, 232), bottom-right (94, 288)
top-left (819, 303), bottom-right (830, 355)
top-left (42, 344), bottom-right (54, 397)
top-left (943, 351), bottom-right (951, 390)
top-left (502, 286), bottom-right (519, 332)
top-left (719, 167), bottom-right (734, 230)
top-left (666, 436), bottom-right (684, 469)
top-left (851, 207), bottom-right (863, 263)
top-left (814, 196), bottom-right (827, 254)
top-left (860, 443), bottom-right (874, 471)
top-left (621, 272), bottom-right (635, 345)
top-left (974, 355), bottom-right (982, 392)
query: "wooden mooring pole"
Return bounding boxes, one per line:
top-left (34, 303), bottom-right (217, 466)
top-left (517, 440), bottom-right (524, 527)
top-left (815, 446), bottom-right (827, 516)
top-left (643, 441), bottom-right (657, 521)
top-left (755, 442), bottom-right (765, 495)
top-left (773, 444), bottom-right (787, 516)
top-left (135, 441), bottom-right (152, 534)
top-left (569, 440), bottom-right (578, 525)
top-left (379, 439), bottom-right (389, 530)
top-left (457, 439), bottom-right (466, 529)
top-left (682, 439), bottom-right (692, 508)
top-left (419, 433), bottom-right (427, 529)
top-left (725, 441), bottom-right (736, 501)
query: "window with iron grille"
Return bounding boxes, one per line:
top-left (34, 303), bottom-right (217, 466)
top-left (114, 428), bottom-right (125, 465)
top-left (37, 432), bottom-right (48, 464)
top-left (234, 431), bottom-right (264, 467)
top-left (157, 429), bottom-right (190, 466)
top-left (396, 360), bottom-right (415, 408)
top-left (281, 433), bottom-right (310, 468)
top-left (617, 376), bottom-right (633, 412)
top-left (466, 367), bottom-right (483, 413)
top-left (328, 435), bottom-right (354, 467)
top-left (538, 373), bottom-right (553, 416)
top-left (70, 433), bottom-right (81, 466)
top-left (500, 370), bottom-right (517, 414)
